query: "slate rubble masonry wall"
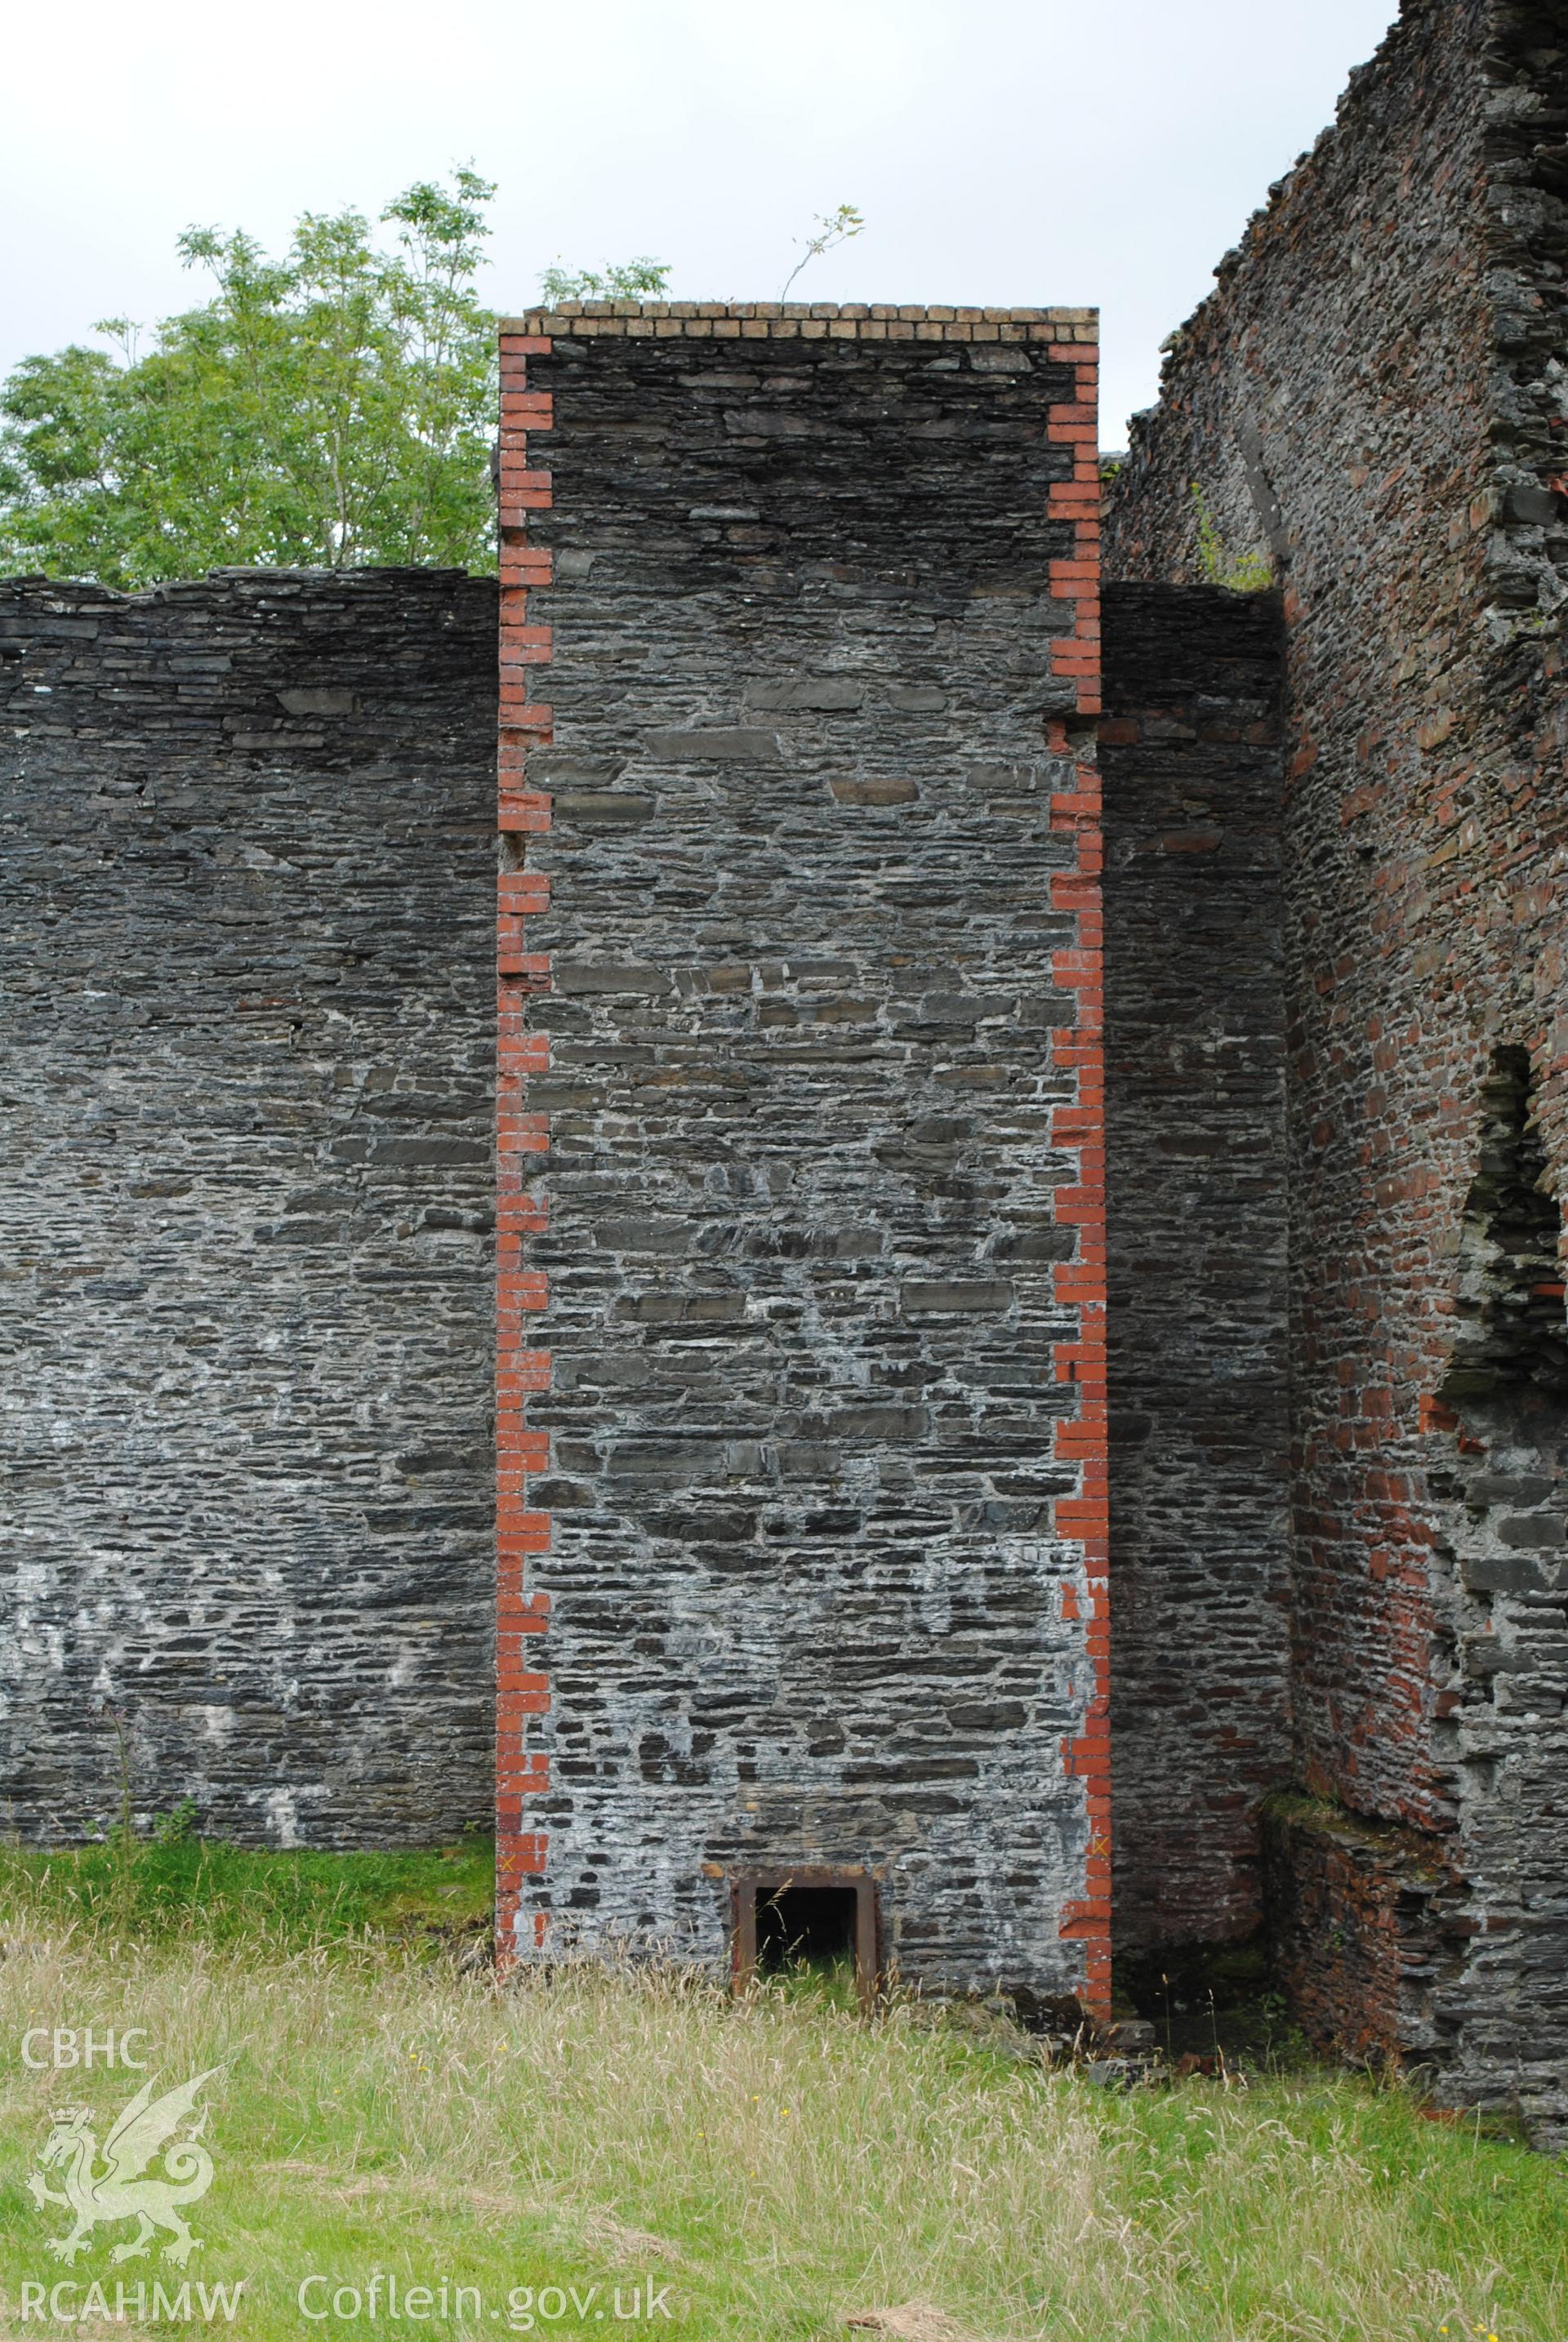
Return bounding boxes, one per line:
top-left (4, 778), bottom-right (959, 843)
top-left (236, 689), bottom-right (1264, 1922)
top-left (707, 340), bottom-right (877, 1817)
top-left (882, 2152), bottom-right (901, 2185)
top-left (0, 568), bottom-right (498, 1843)
top-left (1100, 584), bottom-right (1293, 1952)
top-left (494, 302), bottom-right (1111, 2003)
top-left (1105, 0), bottom-right (1568, 2141)
top-left (8, 0), bottom-right (1566, 2111)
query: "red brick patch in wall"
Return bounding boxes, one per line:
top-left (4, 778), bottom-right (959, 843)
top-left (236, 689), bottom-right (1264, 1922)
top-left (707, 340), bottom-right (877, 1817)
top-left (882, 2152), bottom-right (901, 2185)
top-left (496, 328), bottom-right (555, 1961)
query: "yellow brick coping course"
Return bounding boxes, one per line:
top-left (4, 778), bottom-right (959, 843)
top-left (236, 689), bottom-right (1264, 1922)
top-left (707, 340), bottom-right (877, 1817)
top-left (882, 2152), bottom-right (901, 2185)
top-left (498, 302), bottom-right (1098, 345)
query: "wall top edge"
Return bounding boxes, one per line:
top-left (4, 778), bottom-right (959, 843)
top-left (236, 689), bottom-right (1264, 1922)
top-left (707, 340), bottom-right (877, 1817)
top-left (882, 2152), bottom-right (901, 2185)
top-left (499, 302), bottom-right (1098, 344)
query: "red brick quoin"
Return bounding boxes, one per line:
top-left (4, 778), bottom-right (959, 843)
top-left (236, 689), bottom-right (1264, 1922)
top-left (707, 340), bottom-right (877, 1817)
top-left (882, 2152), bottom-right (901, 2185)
top-left (496, 327), bottom-right (555, 1957)
top-left (494, 306), bottom-right (1109, 2010)
top-left (1045, 342), bottom-right (1111, 2015)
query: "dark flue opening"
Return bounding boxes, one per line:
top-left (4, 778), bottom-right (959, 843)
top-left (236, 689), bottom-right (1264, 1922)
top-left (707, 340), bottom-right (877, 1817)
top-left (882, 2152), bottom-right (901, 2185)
top-left (1441, 1045), bottom-right (1568, 1409)
top-left (755, 1885), bottom-right (858, 1974)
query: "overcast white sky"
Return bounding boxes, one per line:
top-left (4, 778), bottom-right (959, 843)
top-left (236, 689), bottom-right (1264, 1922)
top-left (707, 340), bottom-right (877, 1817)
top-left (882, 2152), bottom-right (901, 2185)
top-left (3, 0), bottom-right (1401, 444)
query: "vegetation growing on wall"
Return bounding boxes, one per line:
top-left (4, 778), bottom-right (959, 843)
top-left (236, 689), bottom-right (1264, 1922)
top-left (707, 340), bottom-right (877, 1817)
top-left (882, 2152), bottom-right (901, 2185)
top-left (538, 257), bottom-right (671, 303)
top-left (1191, 483), bottom-right (1273, 592)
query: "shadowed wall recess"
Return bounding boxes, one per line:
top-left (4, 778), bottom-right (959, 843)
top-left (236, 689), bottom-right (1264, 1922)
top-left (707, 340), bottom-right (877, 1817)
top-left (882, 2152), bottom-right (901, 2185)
top-left (1441, 1047), bottom-right (1568, 1410)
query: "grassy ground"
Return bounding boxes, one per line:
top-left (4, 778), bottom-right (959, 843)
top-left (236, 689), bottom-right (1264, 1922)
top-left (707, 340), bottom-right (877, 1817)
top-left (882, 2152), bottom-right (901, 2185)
top-left (0, 1847), bottom-right (1563, 2341)
top-left (0, 1835), bottom-right (496, 1952)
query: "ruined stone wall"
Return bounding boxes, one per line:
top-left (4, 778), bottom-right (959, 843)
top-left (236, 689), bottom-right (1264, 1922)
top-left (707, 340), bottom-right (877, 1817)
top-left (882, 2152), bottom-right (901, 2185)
top-left (1260, 1793), bottom-right (1468, 2072)
top-left (494, 303), bottom-right (1111, 2003)
top-left (0, 569), bottom-right (497, 1845)
top-left (1106, 0), bottom-right (1568, 2139)
top-left (1102, 583), bottom-right (1293, 1952)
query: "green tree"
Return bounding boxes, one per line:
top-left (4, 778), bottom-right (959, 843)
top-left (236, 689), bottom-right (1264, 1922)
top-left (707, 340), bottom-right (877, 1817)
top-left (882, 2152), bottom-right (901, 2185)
top-left (0, 171), bottom-right (502, 586)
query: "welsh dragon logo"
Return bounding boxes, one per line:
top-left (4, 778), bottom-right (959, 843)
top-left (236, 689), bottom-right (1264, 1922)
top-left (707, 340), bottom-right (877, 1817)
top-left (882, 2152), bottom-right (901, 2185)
top-left (26, 2068), bottom-right (218, 2265)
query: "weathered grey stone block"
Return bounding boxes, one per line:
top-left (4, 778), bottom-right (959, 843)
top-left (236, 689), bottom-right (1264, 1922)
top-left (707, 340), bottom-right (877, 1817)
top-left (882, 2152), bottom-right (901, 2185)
top-left (644, 728), bottom-right (781, 762)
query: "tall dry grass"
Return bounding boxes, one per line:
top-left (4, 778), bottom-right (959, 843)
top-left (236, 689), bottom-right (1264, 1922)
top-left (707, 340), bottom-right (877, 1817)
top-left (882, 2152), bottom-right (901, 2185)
top-left (0, 1913), bottom-right (1562, 2340)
